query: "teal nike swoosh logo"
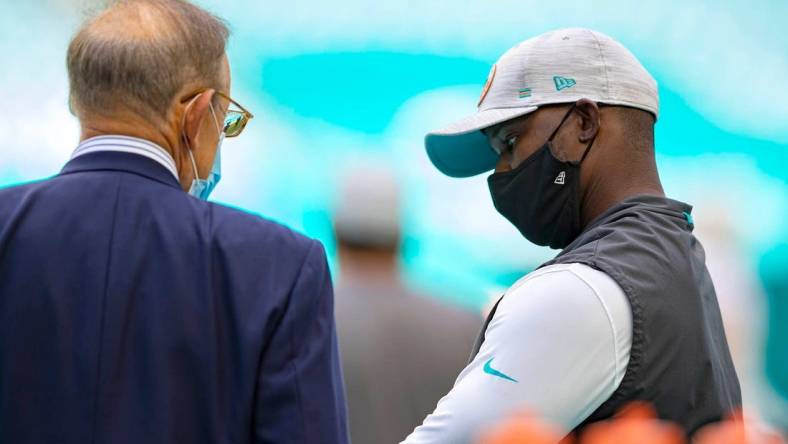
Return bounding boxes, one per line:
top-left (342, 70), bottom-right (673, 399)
top-left (483, 358), bottom-right (518, 383)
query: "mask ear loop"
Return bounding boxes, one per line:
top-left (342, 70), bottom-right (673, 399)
top-left (181, 95), bottom-right (202, 183)
top-left (579, 133), bottom-right (597, 164)
top-left (544, 104), bottom-right (578, 163)
top-left (208, 101), bottom-right (223, 136)
top-left (186, 147), bottom-right (201, 182)
top-left (183, 94), bottom-right (223, 183)
top-left (547, 105), bottom-right (578, 142)
top-left (547, 104), bottom-right (598, 165)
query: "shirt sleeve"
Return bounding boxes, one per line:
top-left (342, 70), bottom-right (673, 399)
top-left (401, 263), bottom-right (632, 444)
top-left (253, 240), bottom-right (350, 444)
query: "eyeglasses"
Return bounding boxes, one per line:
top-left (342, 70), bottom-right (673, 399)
top-left (214, 91), bottom-right (254, 138)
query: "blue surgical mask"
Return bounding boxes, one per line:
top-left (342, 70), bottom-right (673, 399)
top-left (186, 102), bottom-right (223, 200)
top-left (187, 139), bottom-right (222, 200)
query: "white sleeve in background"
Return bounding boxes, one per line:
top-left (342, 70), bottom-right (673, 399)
top-left (401, 263), bottom-right (632, 444)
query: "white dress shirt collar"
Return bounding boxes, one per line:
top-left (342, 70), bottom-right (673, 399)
top-left (72, 135), bottom-right (179, 181)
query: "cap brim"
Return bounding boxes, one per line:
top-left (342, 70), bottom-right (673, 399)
top-left (425, 106), bottom-right (538, 178)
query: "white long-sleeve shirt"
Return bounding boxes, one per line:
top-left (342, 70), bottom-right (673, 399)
top-left (402, 263), bottom-right (632, 444)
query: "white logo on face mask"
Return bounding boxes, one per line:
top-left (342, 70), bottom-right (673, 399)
top-left (554, 171), bottom-right (566, 185)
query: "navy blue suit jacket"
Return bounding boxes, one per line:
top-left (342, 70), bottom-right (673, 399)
top-left (0, 151), bottom-right (349, 444)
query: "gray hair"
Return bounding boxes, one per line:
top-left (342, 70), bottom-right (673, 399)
top-left (67, 0), bottom-right (229, 122)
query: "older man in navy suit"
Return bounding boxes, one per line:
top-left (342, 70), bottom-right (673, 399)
top-left (0, 1), bottom-right (348, 443)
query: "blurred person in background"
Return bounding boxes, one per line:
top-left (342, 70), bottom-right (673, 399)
top-left (404, 28), bottom-right (740, 443)
top-left (694, 205), bottom-right (769, 419)
top-left (0, 1), bottom-right (348, 443)
top-left (332, 164), bottom-right (481, 444)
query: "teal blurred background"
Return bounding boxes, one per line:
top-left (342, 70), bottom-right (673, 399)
top-left (1, 0), bottom-right (786, 427)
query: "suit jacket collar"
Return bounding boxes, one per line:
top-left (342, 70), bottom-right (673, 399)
top-left (60, 151), bottom-right (183, 190)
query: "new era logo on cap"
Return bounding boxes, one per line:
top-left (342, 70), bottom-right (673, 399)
top-left (553, 76), bottom-right (576, 91)
top-left (425, 28), bottom-right (660, 178)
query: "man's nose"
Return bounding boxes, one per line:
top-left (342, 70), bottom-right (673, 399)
top-left (494, 152), bottom-right (512, 173)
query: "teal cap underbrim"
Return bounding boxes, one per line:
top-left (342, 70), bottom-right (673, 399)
top-left (424, 106), bottom-right (538, 178)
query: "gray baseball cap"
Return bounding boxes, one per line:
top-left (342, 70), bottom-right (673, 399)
top-left (425, 28), bottom-right (659, 178)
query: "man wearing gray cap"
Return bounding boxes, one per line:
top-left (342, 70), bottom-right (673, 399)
top-left (403, 28), bottom-right (741, 443)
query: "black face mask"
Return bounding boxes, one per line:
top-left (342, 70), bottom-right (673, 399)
top-left (487, 106), bottom-right (596, 249)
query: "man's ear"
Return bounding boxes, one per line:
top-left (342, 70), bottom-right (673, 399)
top-left (183, 89), bottom-right (216, 147)
top-left (573, 98), bottom-right (600, 143)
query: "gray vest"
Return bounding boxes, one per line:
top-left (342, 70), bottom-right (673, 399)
top-left (470, 195), bottom-right (741, 435)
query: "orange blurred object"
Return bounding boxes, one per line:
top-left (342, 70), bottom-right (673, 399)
top-left (476, 411), bottom-right (574, 444)
top-left (474, 404), bottom-right (786, 444)
top-left (579, 402), bottom-right (685, 444)
top-left (694, 410), bottom-right (786, 444)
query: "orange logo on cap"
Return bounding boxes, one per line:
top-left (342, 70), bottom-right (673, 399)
top-left (478, 64), bottom-right (497, 108)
